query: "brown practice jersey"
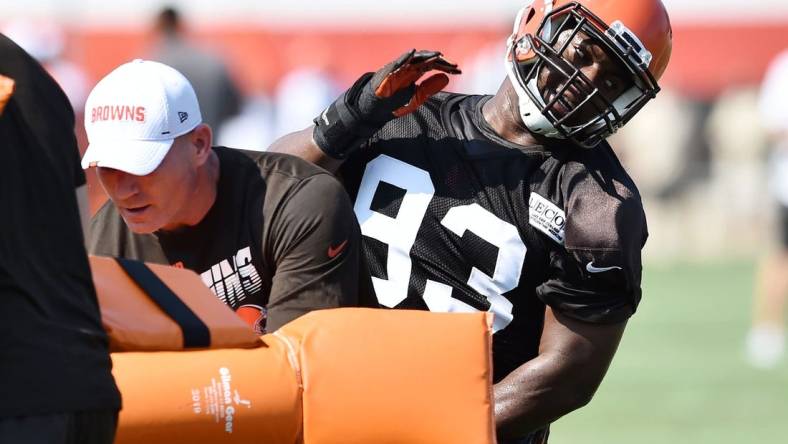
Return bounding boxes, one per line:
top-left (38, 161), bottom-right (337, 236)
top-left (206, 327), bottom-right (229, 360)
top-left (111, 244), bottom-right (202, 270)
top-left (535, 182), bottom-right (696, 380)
top-left (339, 93), bottom-right (647, 381)
top-left (89, 148), bottom-right (372, 333)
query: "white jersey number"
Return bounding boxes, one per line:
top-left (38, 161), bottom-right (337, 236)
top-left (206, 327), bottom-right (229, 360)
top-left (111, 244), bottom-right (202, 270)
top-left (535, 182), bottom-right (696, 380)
top-left (354, 155), bottom-right (527, 332)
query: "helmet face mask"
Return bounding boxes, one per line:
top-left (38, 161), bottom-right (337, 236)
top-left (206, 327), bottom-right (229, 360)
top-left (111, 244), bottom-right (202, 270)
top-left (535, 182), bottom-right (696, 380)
top-left (506, 0), bottom-right (671, 148)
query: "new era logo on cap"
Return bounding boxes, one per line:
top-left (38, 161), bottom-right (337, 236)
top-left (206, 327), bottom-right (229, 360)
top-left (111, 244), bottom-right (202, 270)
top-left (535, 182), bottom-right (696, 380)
top-left (81, 59), bottom-right (203, 176)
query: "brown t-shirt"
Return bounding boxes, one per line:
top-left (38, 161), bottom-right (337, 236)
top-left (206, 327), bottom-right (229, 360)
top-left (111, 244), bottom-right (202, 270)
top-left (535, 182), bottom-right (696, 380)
top-left (88, 147), bottom-right (375, 333)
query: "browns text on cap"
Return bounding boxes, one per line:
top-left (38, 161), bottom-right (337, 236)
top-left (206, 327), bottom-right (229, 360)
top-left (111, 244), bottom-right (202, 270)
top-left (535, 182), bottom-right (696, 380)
top-left (81, 59), bottom-right (202, 176)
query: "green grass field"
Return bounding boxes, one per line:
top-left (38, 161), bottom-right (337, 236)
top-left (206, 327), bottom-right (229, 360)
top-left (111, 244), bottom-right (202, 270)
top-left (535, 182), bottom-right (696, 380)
top-left (551, 259), bottom-right (788, 443)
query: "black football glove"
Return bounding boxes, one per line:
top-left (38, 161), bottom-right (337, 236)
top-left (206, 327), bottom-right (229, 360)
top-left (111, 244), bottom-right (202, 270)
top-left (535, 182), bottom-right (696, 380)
top-left (313, 49), bottom-right (461, 159)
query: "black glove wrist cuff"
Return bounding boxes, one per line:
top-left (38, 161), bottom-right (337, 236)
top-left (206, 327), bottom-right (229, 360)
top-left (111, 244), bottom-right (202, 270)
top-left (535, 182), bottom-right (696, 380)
top-left (313, 72), bottom-right (385, 160)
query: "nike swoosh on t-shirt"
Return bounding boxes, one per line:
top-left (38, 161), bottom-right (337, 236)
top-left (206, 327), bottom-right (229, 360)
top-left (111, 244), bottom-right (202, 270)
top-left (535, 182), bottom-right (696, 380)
top-left (328, 239), bottom-right (349, 258)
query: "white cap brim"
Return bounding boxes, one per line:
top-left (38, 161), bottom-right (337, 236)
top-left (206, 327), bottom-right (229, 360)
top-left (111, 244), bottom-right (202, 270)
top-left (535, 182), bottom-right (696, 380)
top-left (81, 138), bottom-right (174, 176)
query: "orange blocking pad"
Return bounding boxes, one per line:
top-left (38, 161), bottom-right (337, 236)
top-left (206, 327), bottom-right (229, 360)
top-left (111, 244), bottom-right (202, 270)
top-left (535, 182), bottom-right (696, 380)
top-left (111, 338), bottom-right (302, 444)
top-left (280, 309), bottom-right (496, 444)
top-left (90, 255), bottom-right (261, 351)
top-left (112, 309), bottom-right (495, 444)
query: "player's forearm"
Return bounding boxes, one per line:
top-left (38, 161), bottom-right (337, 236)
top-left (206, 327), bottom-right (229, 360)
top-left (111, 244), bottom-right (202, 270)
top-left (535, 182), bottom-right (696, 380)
top-left (270, 51), bottom-right (458, 175)
top-left (268, 126), bottom-right (345, 174)
top-left (493, 351), bottom-right (599, 439)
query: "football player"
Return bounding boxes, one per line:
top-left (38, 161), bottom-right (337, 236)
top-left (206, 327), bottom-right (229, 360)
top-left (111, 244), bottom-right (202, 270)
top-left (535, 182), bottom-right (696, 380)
top-left (270, 0), bottom-right (672, 442)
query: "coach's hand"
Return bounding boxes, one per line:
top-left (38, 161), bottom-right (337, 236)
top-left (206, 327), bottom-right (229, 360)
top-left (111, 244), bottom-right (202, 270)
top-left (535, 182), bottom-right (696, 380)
top-left (313, 49), bottom-right (460, 159)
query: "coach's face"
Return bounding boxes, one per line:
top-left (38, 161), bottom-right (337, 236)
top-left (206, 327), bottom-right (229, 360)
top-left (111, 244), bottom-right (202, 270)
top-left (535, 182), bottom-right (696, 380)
top-left (97, 130), bottom-right (204, 234)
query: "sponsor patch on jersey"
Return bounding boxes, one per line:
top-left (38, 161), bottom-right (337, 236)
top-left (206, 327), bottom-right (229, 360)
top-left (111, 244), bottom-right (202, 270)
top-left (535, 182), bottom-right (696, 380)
top-left (528, 193), bottom-right (566, 245)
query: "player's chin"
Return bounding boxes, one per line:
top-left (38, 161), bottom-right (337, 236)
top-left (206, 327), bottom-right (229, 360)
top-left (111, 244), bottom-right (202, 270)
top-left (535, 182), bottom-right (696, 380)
top-left (549, 102), bottom-right (597, 129)
top-left (120, 209), bottom-right (162, 234)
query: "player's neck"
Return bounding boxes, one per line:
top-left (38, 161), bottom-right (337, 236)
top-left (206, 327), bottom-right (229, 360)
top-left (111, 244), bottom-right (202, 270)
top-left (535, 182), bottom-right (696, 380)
top-left (482, 81), bottom-right (542, 147)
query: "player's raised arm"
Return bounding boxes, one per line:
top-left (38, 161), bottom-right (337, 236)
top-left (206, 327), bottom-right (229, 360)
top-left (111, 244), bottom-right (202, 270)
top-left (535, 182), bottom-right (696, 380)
top-left (268, 49), bottom-right (460, 173)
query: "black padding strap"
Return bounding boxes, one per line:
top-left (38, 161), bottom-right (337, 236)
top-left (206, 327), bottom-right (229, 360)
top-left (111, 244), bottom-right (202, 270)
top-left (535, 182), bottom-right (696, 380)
top-left (115, 257), bottom-right (210, 348)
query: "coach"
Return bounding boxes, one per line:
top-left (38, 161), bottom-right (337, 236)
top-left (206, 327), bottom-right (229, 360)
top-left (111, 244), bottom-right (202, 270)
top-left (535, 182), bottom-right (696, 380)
top-left (83, 60), bottom-right (373, 333)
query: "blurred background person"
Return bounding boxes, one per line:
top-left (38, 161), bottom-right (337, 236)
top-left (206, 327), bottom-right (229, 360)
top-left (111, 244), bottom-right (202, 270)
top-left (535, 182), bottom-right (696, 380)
top-left (272, 36), bottom-right (340, 138)
top-left (455, 40), bottom-right (506, 95)
top-left (148, 5), bottom-right (241, 131)
top-left (1, 19), bottom-right (107, 218)
top-left (215, 83), bottom-right (276, 151)
top-left (746, 48), bottom-right (788, 369)
top-left (2, 19), bottom-right (90, 111)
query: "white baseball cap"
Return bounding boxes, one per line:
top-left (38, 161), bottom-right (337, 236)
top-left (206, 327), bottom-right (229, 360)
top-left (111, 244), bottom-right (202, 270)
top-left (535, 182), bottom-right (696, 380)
top-left (81, 59), bottom-right (202, 175)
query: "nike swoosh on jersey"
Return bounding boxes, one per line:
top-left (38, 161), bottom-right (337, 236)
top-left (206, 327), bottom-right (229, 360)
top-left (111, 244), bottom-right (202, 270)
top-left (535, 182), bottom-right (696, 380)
top-left (327, 239), bottom-right (349, 258)
top-left (586, 262), bottom-right (623, 273)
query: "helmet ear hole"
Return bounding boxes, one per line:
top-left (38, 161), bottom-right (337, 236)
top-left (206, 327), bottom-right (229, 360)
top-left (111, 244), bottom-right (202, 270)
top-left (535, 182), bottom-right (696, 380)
top-left (526, 7), bottom-right (536, 24)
